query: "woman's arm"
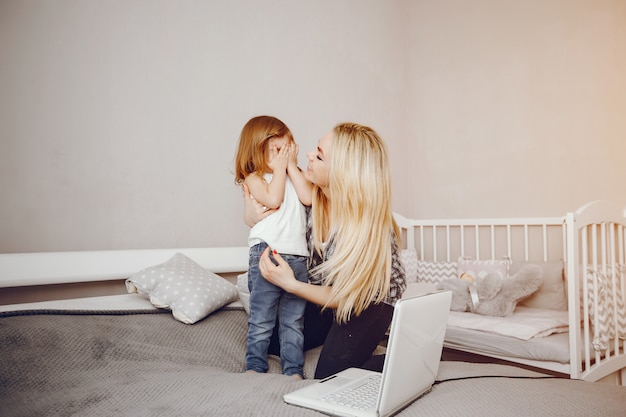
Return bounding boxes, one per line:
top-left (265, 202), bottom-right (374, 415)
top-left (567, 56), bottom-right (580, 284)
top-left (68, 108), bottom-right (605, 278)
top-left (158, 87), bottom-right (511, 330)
top-left (242, 183), bottom-right (276, 227)
top-left (258, 247), bottom-right (337, 308)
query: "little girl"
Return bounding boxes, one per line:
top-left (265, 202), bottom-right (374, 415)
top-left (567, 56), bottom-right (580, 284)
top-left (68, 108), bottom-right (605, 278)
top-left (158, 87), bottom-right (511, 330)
top-left (234, 115), bottom-right (313, 379)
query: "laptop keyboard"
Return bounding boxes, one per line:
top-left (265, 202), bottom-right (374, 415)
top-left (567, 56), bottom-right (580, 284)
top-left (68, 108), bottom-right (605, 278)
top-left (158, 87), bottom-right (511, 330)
top-left (321, 374), bottom-right (381, 410)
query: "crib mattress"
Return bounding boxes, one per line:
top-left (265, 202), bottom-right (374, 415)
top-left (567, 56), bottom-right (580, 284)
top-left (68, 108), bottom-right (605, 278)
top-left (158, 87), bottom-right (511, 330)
top-left (445, 325), bottom-right (570, 364)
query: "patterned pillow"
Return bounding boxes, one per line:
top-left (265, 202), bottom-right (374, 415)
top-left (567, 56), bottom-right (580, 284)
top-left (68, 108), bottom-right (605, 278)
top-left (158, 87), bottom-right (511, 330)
top-left (399, 249), bottom-right (418, 283)
top-left (126, 253), bottom-right (239, 324)
top-left (416, 260), bottom-right (457, 284)
top-left (585, 266), bottom-right (626, 352)
top-left (457, 257), bottom-right (510, 281)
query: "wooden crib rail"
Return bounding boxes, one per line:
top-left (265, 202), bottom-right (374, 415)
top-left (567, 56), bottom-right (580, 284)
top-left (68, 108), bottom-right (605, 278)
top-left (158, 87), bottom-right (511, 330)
top-left (393, 212), bottom-right (566, 264)
top-left (566, 200), bottom-right (626, 382)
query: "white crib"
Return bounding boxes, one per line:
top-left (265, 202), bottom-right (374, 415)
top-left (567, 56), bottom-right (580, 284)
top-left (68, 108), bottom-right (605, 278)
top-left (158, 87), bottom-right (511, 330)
top-left (394, 200), bottom-right (626, 384)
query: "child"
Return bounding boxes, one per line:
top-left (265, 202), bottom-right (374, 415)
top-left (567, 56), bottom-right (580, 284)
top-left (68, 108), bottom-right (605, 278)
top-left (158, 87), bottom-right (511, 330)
top-left (234, 115), bottom-right (313, 379)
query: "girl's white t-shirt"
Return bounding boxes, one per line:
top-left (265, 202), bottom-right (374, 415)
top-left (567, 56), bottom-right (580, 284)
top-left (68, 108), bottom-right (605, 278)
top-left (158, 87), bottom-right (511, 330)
top-left (248, 174), bottom-right (308, 256)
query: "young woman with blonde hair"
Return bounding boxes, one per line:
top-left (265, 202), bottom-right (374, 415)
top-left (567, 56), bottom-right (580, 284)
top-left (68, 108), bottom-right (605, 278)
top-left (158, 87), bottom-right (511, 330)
top-left (244, 122), bottom-right (406, 379)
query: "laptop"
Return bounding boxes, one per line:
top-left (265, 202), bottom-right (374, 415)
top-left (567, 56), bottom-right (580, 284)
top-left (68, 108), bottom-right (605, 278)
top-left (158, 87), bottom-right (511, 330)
top-left (283, 290), bottom-right (452, 417)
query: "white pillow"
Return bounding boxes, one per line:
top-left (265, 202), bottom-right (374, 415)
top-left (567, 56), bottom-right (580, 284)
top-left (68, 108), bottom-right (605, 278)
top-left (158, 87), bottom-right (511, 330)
top-left (457, 257), bottom-right (510, 281)
top-left (126, 253), bottom-right (239, 324)
top-left (237, 272), bottom-right (251, 314)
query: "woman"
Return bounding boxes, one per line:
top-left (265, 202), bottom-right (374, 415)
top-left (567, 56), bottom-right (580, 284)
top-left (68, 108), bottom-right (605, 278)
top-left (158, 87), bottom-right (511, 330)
top-left (244, 122), bottom-right (406, 379)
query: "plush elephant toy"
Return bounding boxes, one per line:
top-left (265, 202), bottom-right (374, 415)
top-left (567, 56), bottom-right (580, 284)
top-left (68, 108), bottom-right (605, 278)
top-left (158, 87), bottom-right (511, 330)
top-left (436, 263), bottom-right (543, 317)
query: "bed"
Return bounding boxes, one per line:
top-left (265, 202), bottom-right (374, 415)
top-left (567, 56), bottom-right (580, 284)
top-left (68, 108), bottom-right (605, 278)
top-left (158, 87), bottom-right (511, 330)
top-left (1, 203), bottom-right (626, 416)
top-left (394, 199), bottom-right (626, 385)
top-left (1, 301), bottom-right (625, 416)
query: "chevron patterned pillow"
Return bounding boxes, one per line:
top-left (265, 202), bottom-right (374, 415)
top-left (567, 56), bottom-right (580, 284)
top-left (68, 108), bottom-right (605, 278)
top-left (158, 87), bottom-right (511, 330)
top-left (399, 249), bottom-right (418, 283)
top-left (586, 266), bottom-right (626, 352)
top-left (416, 260), bottom-right (457, 284)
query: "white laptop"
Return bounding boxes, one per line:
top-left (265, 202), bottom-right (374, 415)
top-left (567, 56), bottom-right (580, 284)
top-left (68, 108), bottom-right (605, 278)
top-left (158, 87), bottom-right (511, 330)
top-left (283, 290), bottom-right (452, 417)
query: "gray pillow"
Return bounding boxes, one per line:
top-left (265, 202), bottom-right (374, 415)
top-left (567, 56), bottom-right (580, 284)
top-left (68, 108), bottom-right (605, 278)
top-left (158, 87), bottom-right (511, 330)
top-left (126, 252), bottom-right (238, 324)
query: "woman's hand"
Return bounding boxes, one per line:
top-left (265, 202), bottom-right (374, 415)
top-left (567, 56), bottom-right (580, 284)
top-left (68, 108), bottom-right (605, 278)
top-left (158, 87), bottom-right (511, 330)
top-left (259, 247), bottom-right (335, 307)
top-left (242, 183), bottom-right (276, 227)
top-left (258, 247), bottom-right (298, 293)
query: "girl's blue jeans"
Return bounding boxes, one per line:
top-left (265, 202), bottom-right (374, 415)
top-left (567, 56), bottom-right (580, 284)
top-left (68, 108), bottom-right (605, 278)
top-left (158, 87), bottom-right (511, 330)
top-left (245, 242), bottom-right (308, 377)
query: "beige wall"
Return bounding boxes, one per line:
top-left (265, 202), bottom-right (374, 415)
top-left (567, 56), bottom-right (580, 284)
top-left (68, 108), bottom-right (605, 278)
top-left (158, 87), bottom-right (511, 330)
top-left (406, 0), bottom-right (626, 218)
top-left (1, 0), bottom-right (625, 253)
top-left (0, 0), bottom-right (409, 252)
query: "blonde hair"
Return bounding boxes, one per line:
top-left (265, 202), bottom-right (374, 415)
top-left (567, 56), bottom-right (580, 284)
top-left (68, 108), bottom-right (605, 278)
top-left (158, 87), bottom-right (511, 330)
top-left (234, 116), bottom-right (294, 184)
top-left (311, 123), bottom-right (400, 323)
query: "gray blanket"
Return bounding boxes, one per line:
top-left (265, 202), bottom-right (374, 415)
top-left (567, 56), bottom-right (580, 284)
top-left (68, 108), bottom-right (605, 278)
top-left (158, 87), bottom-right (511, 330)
top-left (1, 307), bottom-right (625, 416)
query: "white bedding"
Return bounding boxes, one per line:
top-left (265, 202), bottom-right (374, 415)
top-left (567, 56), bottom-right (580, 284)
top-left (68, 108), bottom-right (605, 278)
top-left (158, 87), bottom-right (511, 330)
top-left (403, 282), bottom-right (569, 341)
top-left (396, 284), bottom-right (573, 366)
top-left (447, 307), bottom-right (570, 340)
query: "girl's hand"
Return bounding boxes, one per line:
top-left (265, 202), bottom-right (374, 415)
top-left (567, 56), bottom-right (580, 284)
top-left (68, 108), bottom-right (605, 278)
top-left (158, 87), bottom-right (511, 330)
top-left (287, 143), bottom-right (299, 169)
top-left (242, 183), bottom-right (276, 227)
top-left (258, 247), bottom-right (297, 292)
top-left (267, 143), bottom-right (289, 173)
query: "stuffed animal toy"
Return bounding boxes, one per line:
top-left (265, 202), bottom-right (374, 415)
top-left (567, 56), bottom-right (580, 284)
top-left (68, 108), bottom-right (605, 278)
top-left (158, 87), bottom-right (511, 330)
top-left (435, 264), bottom-right (543, 317)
